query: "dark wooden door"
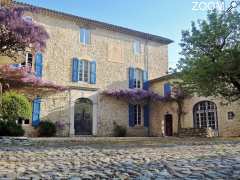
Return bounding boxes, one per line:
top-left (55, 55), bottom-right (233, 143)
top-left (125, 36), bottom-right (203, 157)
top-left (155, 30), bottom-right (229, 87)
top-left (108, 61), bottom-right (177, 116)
top-left (165, 114), bottom-right (173, 136)
top-left (74, 98), bottom-right (92, 135)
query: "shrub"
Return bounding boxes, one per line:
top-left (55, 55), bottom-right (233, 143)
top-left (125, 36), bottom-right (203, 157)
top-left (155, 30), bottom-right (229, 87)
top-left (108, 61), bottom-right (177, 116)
top-left (38, 121), bottom-right (56, 137)
top-left (0, 120), bottom-right (25, 136)
top-left (1, 91), bottom-right (31, 121)
top-left (113, 122), bottom-right (127, 137)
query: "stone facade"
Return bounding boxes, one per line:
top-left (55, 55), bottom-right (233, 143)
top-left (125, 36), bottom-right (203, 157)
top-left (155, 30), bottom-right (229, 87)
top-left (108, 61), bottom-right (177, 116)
top-left (149, 77), bottom-right (240, 137)
top-left (20, 6), bottom-right (170, 136)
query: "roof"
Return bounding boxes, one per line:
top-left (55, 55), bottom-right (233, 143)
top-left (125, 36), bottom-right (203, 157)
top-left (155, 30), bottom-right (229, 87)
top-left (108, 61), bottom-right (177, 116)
top-left (149, 74), bottom-right (177, 83)
top-left (14, 1), bottom-right (173, 44)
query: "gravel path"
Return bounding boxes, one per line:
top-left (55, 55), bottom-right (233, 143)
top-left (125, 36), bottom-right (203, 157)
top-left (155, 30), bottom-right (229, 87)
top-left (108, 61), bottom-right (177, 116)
top-left (0, 139), bottom-right (240, 179)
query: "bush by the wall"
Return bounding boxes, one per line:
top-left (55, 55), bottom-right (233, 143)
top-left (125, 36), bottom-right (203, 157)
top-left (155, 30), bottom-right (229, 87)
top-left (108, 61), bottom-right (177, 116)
top-left (113, 122), bottom-right (127, 137)
top-left (0, 120), bottom-right (25, 136)
top-left (38, 121), bottom-right (56, 137)
top-left (1, 91), bottom-right (31, 121)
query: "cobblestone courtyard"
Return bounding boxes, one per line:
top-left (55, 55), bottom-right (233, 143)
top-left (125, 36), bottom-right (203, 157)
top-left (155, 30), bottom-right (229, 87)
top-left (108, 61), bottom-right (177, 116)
top-left (0, 137), bottom-right (240, 179)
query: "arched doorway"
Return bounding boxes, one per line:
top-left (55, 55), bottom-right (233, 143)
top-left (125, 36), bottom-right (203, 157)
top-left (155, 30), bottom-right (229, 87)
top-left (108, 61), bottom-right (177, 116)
top-left (74, 98), bottom-right (93, 135)
top-left (165, 114), bottom-right (173, 136)
top-left (193, 101), bottom-right (218, 130)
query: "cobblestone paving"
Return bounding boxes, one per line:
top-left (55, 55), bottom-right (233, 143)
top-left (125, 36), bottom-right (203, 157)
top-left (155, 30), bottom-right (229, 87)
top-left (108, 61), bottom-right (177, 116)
top-left (0, 141), bottom-right (240, 179)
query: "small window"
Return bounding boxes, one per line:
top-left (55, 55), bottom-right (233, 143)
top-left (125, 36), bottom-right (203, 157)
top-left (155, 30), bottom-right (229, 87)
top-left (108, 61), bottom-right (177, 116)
top-left (80, 28), bottom-right (90, 45)
top-left (79, 60), bottom-right (90, 83)
top-left (134, 69), bottom-right (143, 89)
top-left (133, 40), bottom-right (141, 54)
top-left (133, 104), bottom-right (142, 126)
top-left (227, 112), bottom-right (235, 120)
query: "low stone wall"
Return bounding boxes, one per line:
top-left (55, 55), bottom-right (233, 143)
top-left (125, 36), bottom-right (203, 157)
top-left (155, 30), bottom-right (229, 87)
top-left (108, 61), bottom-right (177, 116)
top-left (0, 137), bottom-right (32, 146)
top-left (179, 128), bottom-right (217, 138)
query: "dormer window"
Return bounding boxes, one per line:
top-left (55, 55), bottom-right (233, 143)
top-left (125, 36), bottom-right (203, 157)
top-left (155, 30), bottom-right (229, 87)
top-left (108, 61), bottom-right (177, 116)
top-left (80, 28), bottom-right (90, 45)
top-left (133, 40), bottom-right (141, 55)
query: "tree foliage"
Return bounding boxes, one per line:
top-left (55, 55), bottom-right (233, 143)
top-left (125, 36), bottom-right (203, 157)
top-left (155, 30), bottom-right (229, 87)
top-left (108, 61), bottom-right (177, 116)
top-left (0, 6), bottom-right (49, 60)
top-left (177, 10), bottom-right (240, 102)
top-left (1, 91), bottom-right (31, 121)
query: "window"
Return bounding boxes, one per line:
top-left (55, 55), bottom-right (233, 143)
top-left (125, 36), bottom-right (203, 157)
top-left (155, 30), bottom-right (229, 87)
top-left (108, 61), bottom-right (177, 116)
top-left (193, 101), bottom-right (218, 129)
top-left (133, 104), bottom-right (142, 126)
top-left (134, 69), bottom-right (143, 89)
top-left (227, 112), bottom-right (235, 120)
top-left (80, 28), bottom-right (90, 45)
top-left (79, 60), bottom-right (90, 83)
top-left (21, 53), bottom-right (33, 68)
top-left (133, 40), bottom-right (141, 54)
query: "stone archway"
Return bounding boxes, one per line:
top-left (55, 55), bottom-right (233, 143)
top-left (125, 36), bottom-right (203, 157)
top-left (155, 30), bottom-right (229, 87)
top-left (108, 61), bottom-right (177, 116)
top-left (74, 98), bottom-right (93, 135)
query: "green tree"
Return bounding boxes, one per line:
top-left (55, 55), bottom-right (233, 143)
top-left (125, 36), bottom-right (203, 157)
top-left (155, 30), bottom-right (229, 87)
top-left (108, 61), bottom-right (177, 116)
top-left (1, 91), bottom-right (32, 121)
top-left (177, 10), bottom-right (240, 102)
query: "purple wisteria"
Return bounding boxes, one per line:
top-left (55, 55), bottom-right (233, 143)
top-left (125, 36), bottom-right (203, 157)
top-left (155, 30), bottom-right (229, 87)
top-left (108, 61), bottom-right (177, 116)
top-left (103, 89), bottom-right (172, 104)
top-left (0, 6), bottom-right (49, 60)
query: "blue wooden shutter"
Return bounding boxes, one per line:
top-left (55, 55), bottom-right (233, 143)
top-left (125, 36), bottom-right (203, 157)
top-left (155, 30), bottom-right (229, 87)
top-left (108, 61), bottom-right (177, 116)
top-left (72, 58), bottom-right (79, 82)
top-left (128, 104), bottom-right (134, 127)
top-left (35, 52), bottom-right (43, 77)
top-left (164, 83), bottom-right (171, 97)
top-left (90, 60), bottom-right (96, 84)
top-left (32, 97), bottom-right (41, 127)
top-left (128, 67), bottom-right (135, 89)
top-left (143, 70), bottom-right (149, 90)
top-left (144, 104), bottom-right (149, 127)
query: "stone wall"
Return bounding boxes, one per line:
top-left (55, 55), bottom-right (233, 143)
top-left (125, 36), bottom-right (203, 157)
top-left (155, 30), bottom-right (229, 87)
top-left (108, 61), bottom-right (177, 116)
top-left (24, 12), bottom-right (169, 136)
top-left (149, 79), bottom-right (240, 137)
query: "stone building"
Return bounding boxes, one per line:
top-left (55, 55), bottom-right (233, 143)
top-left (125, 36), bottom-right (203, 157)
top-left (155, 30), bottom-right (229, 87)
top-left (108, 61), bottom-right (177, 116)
top-left (12, 1), bottom-right (172, 136)
top-left (149, 75), bottom-right (240, 137)
top-left (7, 1), bottom-right (240, 137)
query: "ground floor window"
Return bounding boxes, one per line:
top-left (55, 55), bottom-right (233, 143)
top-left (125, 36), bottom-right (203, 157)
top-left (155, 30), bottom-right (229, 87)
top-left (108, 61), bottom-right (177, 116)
top-left (193, 101), bottom-right (218, 129)
top-left (134, 104), bottom-right (142, 126)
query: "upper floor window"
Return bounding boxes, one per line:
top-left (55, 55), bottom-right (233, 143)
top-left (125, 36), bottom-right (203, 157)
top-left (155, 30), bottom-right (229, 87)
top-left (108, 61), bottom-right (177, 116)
top-left (134, 69), bottom-right (143, 89)
top-left (79, 60), bottom-right (90, 83)
top-left (134, 104), bottom-right (142, 126)
top-left (80, 28), bottom-right (90, 45)
top-left (164, 83), bottom-right (172, 97)
top-left (72, 58), bottom-right (96, 84)
top-left (133, 40), bottom-right (141, 55)
top-left (21, 53), bottom-right (33, 68)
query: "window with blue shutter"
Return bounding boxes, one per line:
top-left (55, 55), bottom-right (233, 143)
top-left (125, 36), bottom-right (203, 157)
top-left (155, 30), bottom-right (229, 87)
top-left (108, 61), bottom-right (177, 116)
top-left (143, 70), bottom-right (148, 90)
top-left (164, 83), bottom-right (172, 97)
top-left (128, 104), bottom-right (135, 127)
top-left (35, 52), bottom-right (43, 77)
top-left (72, 58), bottom-right (79, 82)
top-left (32, 97), bottom-right (41, 127)
top-left (144, 104), bottom-right (149, 127)
top-left (128, 67), bottom-right (135, 89)
top-left (90, 60), bottom-right (96, 84)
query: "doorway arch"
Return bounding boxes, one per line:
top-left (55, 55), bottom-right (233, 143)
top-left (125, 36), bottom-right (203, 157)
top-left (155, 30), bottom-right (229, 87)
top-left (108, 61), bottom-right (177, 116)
top-left (74, 98), bottom-right (93, 135)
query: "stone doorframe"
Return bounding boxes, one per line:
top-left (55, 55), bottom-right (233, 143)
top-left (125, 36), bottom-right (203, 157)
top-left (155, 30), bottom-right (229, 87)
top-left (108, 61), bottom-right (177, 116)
top-left (69, 89), bottom-right (98, 136)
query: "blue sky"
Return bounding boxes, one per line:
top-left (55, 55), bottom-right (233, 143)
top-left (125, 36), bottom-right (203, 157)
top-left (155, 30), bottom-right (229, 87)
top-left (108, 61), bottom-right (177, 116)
top-left (17, 0), bottom-right (233, 69)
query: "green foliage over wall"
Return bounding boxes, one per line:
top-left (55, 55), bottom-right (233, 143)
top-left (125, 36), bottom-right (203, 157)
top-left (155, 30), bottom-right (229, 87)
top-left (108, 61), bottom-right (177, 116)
top-left (1, 91), bottom-right (32, 121)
